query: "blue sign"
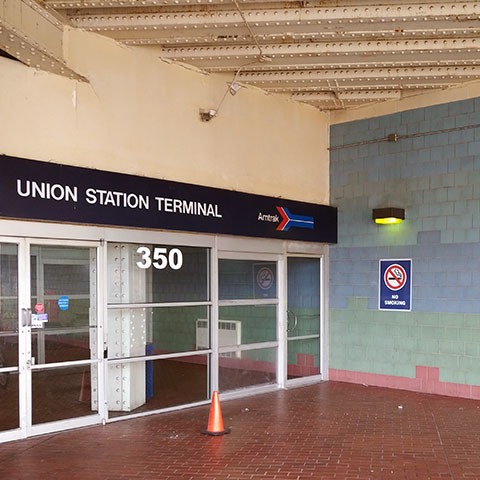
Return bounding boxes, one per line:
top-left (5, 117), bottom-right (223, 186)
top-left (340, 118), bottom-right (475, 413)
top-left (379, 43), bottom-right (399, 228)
top-left (379, 259), bottom-right (412, 311)
top-left (58, 296), bottom-right (70, 311)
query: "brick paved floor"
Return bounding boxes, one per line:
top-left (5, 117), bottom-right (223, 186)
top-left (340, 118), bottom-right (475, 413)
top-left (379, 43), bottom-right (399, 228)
top-left (1, 381), bottom-right (480, 480)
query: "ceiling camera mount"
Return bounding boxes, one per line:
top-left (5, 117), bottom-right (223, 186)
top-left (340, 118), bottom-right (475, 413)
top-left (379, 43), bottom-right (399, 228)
top-left (199, 109), bottom-right (217, 122)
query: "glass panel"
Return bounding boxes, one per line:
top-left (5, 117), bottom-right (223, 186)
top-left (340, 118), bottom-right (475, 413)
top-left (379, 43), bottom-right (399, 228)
top-left (287, 338), bottom-right (320, 379)
top-left (107, 243), bottom-right (209, 304)
top-left (0, 244), bottom-right (18, 368)
top-left (44, 264), bottom-right (90, 295)
top-left (219, 259), bottom-right (277, 300)
top-left (108, 354), bottom-right (209, 417)
top-left (287, 257), bottom-right (321, 380)
top-left (219, 347), bottom-right (277, 392)
top-left (218, 305), bottom-right (276, 346)
top-left (32, 365), bottom-right (98, 424)
top-left (287, 257), bottom-right (320, 338)
top-left (30, 329), bottom-right (96, 364)
top-left (30, 246), bottom-right (97, 365)
top-left (108, 306), bottom-right (209, 359)
top-left (0, 371), bottom-right (19, 432)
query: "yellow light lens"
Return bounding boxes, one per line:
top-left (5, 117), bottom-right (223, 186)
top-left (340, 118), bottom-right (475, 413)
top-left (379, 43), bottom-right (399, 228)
top-left (375, 217), bottom-right (403, 225)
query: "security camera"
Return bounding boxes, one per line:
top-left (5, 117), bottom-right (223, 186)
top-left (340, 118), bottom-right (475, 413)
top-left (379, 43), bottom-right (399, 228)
top-left (199, 109), bottom-right (217, 122)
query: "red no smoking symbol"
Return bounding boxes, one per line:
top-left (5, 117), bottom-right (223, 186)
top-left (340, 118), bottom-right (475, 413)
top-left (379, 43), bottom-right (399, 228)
top-left (384, 264), bottom-right (407, 291)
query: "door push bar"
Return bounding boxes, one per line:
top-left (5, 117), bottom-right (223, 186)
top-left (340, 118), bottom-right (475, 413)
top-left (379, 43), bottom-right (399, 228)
top-left (21, 308), bottom-right (32, 327)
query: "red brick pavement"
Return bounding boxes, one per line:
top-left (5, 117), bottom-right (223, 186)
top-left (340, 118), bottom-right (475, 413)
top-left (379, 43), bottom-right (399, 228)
top-left (1, 381), bottom-right (479, 479)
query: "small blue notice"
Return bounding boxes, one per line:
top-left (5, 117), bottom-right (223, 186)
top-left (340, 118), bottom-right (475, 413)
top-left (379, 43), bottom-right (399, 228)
top-left (58, 296), bottom-right (70, 311)
top-left (379, 259), bottom-right (412, 311)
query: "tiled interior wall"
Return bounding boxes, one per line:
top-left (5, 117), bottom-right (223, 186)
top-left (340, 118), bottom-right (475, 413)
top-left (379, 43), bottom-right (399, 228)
top-left (329, 98), bottom-right (480, 396)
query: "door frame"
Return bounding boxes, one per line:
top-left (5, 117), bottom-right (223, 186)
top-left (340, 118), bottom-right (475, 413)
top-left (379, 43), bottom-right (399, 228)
top-left (0, 236), bottom-right (105, 443)
top-left (215, 250), bottom-right (282, 400)
top-left (284, 253), bottom-right (326, 388)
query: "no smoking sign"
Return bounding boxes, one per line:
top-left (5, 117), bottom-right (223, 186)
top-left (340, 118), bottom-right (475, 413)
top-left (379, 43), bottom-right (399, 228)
top-left (384, 264), bottom-right (407, 291)
top-left (379, 259), bottom-right (412, 311)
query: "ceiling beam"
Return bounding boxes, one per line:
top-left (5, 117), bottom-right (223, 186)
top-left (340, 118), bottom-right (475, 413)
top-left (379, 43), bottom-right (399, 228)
top-left (235, 66), bottom-right (480, 91)
top-left (0, 0), bottom-right (86, 81)
top-left (268, 82), bottom-right (458, 92)
top-left (66, 2), bottom-right (480, 30)
top-left (162, 38), bottom-right (480, 62)
top-left (139, 50), bottom-right (479, 72)
top-left (47, 0), bottom-right (300, 8)
top-left (239, 65), bottom-right (480, 82)
top-left (291, 90), bottom-right (402, 101)
top-left (95, 24), bottom-right (480, 47)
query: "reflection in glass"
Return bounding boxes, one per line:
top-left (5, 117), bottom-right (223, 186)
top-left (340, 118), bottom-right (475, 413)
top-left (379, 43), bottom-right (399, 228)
top-left (219, 347), bottom-right (277, 392)
top-left (107, 244), bottom-right (209, 304)
top-left (287, 257), bottom-right (320, 338)
top-left (0, 244), bottom-right (18, 368)
top-left (219, 260), bottom-right (277, 300)
top-left (287, 338), bottom-right (320, 379)
top-left (30, 246), bottom-right (97, 365)
top-left (218, 305), bottom-right (276, 346)
top-left (44, 264), bottom-right (90, 295)
top-left (32, 365), bottom-right (98, 424)
top-left (108, 355), bottom-right (209, 417)
top-left (0, 372), bottom-right (19, 432)
top-left (31, 329), bottom-right (96, 364)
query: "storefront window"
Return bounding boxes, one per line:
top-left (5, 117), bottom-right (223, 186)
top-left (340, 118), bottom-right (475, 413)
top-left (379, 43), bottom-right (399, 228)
top-left (107, 243), bottom-right (209, 304)
top-left (107, 305), bottom-right (209, 358)
top-left (106, 242), bottom-right (210, 415)
top-left (219, 347), bottom-right (277, 391)
top-left (218, 305), bottom-right (276, 346)
top-left (108, 354), bottom-right (209, 417)
top-left (219, 259), bottom-right (276, 300)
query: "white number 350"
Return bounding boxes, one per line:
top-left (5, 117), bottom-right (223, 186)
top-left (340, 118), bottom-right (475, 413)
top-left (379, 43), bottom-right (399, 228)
top-left (136, 247), bottom-right (183, 270)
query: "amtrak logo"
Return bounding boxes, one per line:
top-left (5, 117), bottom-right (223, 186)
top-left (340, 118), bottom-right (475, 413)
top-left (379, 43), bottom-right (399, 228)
top-left (257, 207), bottom-right (314, 231)
top-left (276, 206), bottom-right (314, 231)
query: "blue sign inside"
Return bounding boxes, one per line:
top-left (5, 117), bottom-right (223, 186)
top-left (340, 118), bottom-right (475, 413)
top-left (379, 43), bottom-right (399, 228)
top-left (58, 296), bottom-right (70, 311)
top-left (379, 259), bottom-right (412, 311)
top-left (253, 264), bottom-right (276, 299)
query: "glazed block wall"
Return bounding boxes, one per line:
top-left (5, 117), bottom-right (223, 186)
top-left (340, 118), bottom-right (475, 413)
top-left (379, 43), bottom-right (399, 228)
top-left (329, 98), bottom-right (480, 395)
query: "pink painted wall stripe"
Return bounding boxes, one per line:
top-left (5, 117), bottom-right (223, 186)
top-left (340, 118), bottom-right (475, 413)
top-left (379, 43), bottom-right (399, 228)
top-left (329, 366), bottom-right (480, 400)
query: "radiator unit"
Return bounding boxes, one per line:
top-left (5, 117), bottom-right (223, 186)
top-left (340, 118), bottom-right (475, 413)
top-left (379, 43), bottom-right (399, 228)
top-left (196, 319), bottom-right (241, 358)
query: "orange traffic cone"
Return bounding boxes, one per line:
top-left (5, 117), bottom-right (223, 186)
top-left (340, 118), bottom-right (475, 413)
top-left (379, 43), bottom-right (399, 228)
top-left (201, 391), bottom-right (231, 436)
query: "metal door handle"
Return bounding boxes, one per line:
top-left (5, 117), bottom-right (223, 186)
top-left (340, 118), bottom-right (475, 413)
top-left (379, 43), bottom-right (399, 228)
top-left (287, 309), bottom-right (298, 333)
top-left (21, 308), bottom-right (32, 327)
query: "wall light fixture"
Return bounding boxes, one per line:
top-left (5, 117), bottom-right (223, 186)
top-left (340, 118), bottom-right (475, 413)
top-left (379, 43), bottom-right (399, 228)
top-left (372, 207), bottom-right (405, 225)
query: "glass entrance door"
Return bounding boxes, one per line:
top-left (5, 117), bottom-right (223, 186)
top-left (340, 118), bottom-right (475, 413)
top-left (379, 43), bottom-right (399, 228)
top-left (28, 243), bottom-right (101, 433)
top-left (0, 239), bottom-right (102, 442)
top-left (0, 241), bottom-right (21, 441)
top-left (286, 256), bottom-right (322, 383)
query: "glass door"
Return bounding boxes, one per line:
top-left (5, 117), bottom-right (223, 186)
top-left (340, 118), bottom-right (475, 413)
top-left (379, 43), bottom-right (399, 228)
top-left (286, 256), bottom-right (322, 383)
top-left (0, 240), bottom-right (22, 442)
top-left (0, 238), bottom-right (102, 443)
top-left (27, 242), bottom-right (101, 435)
top-left (217, 255), bottom-right (279, 394)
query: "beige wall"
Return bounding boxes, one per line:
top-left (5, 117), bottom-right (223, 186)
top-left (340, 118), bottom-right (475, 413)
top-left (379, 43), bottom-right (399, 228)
top-left (0, 28), bottom-right (329, 205)
top-left (331, 81), bottom-right (480, 125)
